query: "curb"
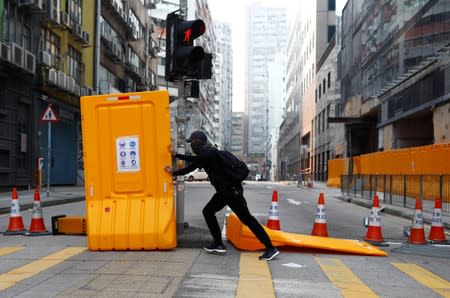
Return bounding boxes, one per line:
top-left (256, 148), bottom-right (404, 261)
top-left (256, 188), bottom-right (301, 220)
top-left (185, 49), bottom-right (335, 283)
top-left (0, 196), bottom-right (86, 215)
top-left (336, 196), bottom-right (450, 230)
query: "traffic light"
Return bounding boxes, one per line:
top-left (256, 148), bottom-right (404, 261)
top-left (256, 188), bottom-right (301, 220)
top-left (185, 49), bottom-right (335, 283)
top-left (165, 12), bottom-right (212, 81)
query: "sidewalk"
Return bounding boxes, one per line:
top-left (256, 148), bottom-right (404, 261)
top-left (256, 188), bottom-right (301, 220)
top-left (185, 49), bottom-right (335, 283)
top-left (0, 186), bottom-right (86, 215)
top-left (295, 180), bottom-right (450, 230)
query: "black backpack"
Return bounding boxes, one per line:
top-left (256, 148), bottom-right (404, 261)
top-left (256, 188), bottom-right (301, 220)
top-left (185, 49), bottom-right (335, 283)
top-left (218, 150), bottom-right (249, 183)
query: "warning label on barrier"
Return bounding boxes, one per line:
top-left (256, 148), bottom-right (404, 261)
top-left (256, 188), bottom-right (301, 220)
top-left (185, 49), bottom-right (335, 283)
top-left (116, 136), bottom-right (141, 172)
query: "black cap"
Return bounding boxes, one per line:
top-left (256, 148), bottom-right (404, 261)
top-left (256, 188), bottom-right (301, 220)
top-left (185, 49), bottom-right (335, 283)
top-left (186, 130), bottom-right (207, 143)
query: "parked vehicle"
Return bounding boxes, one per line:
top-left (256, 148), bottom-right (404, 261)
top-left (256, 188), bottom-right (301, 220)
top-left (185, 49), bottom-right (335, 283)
top-left (185, 168), bottom-right (208, 181)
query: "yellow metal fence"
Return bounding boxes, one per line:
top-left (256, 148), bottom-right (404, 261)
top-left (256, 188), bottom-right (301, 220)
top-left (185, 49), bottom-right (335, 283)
top-left (341, 174), bottom-right (450, 213)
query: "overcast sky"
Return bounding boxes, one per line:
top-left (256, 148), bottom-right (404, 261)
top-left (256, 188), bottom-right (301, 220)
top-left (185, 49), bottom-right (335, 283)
top-left (207, 0), bottom-right (347, 112)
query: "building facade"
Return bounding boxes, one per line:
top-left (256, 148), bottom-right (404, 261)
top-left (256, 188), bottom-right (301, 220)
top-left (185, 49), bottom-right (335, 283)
top-left (339, 0), bottom-right (450, 166)
top-left (214, 21), bottom-right (232, 150)
top-left (0, 0), bottom-right (158, 190)
top-left (245, 2), bottom-right (287, 178)
top-left (278, 0), bottom-right (336, 181)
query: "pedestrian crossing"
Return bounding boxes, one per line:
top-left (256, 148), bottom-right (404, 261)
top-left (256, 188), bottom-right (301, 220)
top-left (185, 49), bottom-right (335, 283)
top-left (0, 246), bottom-right (449, 297)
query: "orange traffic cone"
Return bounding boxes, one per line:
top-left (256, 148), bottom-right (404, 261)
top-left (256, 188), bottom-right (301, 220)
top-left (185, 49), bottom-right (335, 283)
top-left (364, 195), bottom-right (387, 245)
top-left (266, 190), bottom-right (281, 230)
top-left (311, 193), bottom-right (328, 237)
top-left (408, 198), bottom-right (427, 245)
top-left (3, 188), bottom-right (26, 235)
top-left (428, 197), bottom-right (447, 243)
top-left (26, 190), bottom-right (50, 236)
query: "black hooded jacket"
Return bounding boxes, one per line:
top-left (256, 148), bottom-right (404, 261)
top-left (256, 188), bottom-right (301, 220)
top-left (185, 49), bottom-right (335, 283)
top-left (172, 144), bottom-right (233, 189)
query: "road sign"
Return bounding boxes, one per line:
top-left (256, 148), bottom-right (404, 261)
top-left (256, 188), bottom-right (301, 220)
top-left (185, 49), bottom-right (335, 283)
top-left (40, 104), bottom-right (59, 122)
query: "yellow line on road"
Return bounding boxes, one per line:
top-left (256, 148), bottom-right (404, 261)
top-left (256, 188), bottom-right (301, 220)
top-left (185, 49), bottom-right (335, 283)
top-left (236, 252), bottom-right (275, 298)
top-left (392, 263), bottom-right (450, 297)
top-left (0, 246), bottom-right (86, 291)
top-left (316, 258), bottom-right (379, 298)
top-left (0, 247), bottom-right (23, 257)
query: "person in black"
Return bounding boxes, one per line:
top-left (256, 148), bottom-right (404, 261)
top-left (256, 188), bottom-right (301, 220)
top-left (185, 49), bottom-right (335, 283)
top-left (164, 130), bottom-right (279, 261)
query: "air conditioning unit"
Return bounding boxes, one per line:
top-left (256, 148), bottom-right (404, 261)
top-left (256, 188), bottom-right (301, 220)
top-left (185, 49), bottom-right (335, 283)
top-left (61, 11), bottom-right (70, 29)
top-left (74, 82), bottom-right (81, 96)
top-left (57, 70), bottom-right (66, 89)
top-left (47, 68), bottom-right (58, 85)
top-left (9, 43), bottom-right (24, 68)
top-left (82, 31), bottom-right (90, 44)
top-left (39, 51), bottom-right (53, 67)
top-left (46, 0), bottom-right (60, 24)
top-left (72, 23), bottom-right (82, 39)
top-left (19, 0), bottom-right (43, 10)
top-left (0, 42), bottom-right (11, 62)
top-left (24, 50), bottom-right (36, 73)
top-left (66, 76), bottom-right (75, 93)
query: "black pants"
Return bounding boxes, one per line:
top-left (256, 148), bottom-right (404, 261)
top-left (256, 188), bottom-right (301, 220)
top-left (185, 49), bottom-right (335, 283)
top-left (202, 184), bottom-right (273, 249)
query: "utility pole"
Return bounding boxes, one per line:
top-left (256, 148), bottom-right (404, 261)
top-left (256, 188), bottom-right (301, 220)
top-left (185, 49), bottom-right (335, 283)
top-left (165, 0), bottom-right (212, 234)
top-left (175, 81), bottom-right (186, 233)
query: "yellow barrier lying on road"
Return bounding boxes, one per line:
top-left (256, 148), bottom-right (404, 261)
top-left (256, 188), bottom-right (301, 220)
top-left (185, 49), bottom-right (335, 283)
top-left (226, 213), bottom-right (388, 257)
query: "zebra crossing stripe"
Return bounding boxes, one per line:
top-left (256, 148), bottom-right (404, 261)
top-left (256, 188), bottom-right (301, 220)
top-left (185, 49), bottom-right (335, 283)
top-left (0, 247), bottom-right (23, 257)
top-left (392, 263), bottom-right (450, 298)
top-left (316, 258), bottom-right (379, 297)
top-left (237, 252), bottom-right (275, 298)
top-left (0, 246), bottom-right (86, 291)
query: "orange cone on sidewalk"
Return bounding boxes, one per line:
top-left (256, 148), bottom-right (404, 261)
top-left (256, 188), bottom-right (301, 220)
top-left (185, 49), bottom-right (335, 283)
top-left (267, 190), bottom-right (281, 230)
top-left (428, 197), bottom-right (447, 243)
top-left (311, 193), bottom-right (328, 237)
top-left (26, 190), bottom-right (50, 236)
top-left (408, 198), bottom-right (427, 245)
top-left (3, 188), bottom-right (26, 235)
top-left (364, 195), bottom-right (387, 245)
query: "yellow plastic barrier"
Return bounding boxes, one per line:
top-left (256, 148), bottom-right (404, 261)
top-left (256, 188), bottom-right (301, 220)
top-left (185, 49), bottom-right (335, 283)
top-left (81, 91), bottom-right (175, 251)
top-left (327, 158), bottom-right (348, 187)
top-left (226, 213), bottom-right (388, 257)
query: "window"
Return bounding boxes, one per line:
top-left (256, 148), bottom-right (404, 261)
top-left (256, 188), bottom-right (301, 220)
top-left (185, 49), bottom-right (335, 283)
top-left (3, 3), bottom-right (32, 49)
top-left (328, 0), bottom-right (336, 11)
top-left (328, 72), bottom-right (331, 88)
top-left (328, 25), bottom-right (336, 42)
top-left (69, 0), bottom-right (82, 25)
top-left (319, 84), bottom-right (321, 99)
top-left (323, 79), bottom-right (326, 94)
top-left (68, 46), bottom-right (82, 82)
top-left (41, 28), bottom-right (61, 57)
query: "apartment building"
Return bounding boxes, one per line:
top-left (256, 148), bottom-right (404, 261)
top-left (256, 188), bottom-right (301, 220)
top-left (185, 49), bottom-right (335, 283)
top-left (0, 0), bottom-right (158, 189)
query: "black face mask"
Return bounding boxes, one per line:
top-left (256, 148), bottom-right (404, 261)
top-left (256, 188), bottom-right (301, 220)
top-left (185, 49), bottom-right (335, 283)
top-left (190, 141), bottom-right (205, 154)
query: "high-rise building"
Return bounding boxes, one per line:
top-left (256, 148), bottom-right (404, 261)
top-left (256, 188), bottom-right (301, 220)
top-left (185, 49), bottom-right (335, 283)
top-left (215, 22), bottom-right (233, 150)
top-left (245, 2), bottom-right (287, 177)
top-left (278, 0), bottom-right (336, 181)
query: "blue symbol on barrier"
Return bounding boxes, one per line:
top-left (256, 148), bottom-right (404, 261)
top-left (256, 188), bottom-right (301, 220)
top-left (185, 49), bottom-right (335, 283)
top-left (130, 141), bottom-right (136, 147)
top-left (120, 151), bottom-right (126, 157)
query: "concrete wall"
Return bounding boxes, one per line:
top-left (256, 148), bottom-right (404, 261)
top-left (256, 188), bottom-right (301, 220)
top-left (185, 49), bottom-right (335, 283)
top-left (434, 103), bottom-right (450, 144)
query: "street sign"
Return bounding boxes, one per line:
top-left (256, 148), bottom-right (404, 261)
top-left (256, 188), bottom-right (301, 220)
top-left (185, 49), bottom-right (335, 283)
top-left (40, 104), bottom-right (59, 122)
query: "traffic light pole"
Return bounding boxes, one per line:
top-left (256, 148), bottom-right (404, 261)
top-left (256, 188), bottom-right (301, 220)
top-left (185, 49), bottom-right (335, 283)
top-left (175, 81), bottom-right (186, 234)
